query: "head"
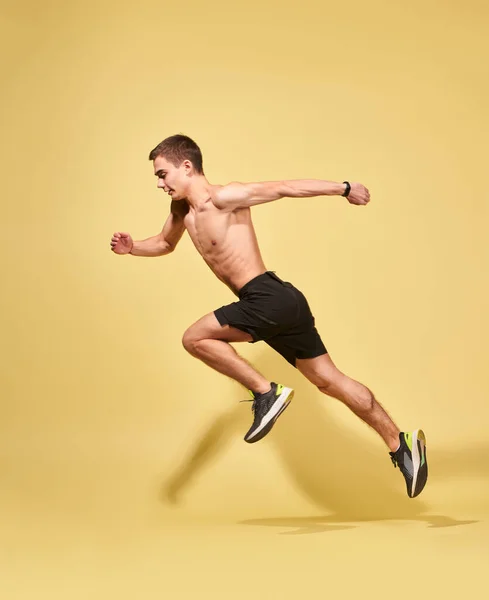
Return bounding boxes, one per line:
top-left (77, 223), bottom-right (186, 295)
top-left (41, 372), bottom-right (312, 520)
top-left (148, 134), bottom-right (205, 201)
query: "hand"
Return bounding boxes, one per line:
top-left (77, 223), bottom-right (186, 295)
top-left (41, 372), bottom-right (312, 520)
top-left (346, 182), bottom-right (370, 206)
top-left (110, 232), bottom-right (134, 254)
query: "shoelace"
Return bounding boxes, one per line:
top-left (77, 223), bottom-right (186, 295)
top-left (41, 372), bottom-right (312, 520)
top-left (390, 454), bottom-right (398, 468)
top-left (240, 389), bottom-right (273, 416)
top-left (240, 395), bottom-right (269, 416)
top-left (239, 398), bottom-right (257, 413)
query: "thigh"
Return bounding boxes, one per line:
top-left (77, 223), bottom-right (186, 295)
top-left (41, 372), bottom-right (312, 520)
top-left (296, 353), bottom-right (344, 387)
top-left (184, 312), bottom-right (254, 343)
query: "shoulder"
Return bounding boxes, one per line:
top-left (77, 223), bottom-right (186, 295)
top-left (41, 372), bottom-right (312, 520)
top-left (211, 182), bottom-right (250, 211)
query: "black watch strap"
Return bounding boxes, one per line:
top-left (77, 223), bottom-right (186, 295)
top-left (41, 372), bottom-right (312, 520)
top-left (342, 181), bottom-right (351, 197)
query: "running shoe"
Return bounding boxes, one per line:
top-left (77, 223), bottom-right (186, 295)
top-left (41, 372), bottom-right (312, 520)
top-left (243, 383), bottom-right (294, 443)
top-left (390, 429), bottom-right (428, 498)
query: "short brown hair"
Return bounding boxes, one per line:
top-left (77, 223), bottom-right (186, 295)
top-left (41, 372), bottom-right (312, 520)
top-left (148, 134), bottom-right (204, 175)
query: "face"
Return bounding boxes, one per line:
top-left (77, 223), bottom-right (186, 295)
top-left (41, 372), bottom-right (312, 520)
top-left (153, 155), bottom-right (190, 201)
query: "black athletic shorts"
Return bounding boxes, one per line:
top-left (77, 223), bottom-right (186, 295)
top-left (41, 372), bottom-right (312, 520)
top-left (214, 271), bottom-right (327, 367)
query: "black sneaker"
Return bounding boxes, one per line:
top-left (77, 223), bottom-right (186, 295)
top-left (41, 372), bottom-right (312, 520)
top-left (390, 429), bottom-right (428, 498)
top-left (243, 383), bottom-right (294, 443)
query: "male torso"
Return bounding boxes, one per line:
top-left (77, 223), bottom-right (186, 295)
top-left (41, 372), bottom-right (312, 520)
top-left (179, 186), bottom-right (267, 294)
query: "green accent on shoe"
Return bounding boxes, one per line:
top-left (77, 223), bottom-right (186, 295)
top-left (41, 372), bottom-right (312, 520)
top-left (403, 431), bottom-right (413, 451)
top-left (276, 383), bottom-right (284, 396)
top-left (248, 390), bottom-right (255, 399)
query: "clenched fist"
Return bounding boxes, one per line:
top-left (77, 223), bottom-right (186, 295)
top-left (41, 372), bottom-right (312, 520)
top-left (110, 232), bottom-right (134, 255)
top-left (347, 183), bottom-right (371, 206)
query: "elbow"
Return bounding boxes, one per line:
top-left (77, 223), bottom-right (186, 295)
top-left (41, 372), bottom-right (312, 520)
top-left (279, 181), bottom-right (297, 198)
top-left (161, 239), bottom-right (174, 255)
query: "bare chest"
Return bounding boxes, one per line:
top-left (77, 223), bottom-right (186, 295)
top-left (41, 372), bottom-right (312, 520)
top-left (183, 201), bottom-right (232, 254)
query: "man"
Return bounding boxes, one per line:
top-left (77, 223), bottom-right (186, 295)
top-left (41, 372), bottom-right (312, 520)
top-left (110, 134), bottom-right (428, 498)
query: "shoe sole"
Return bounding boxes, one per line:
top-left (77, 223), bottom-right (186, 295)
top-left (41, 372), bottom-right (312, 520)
top-left (410, 429), bottom-right (426, 497)
top-left (244, 388), bottom-right (294, 443)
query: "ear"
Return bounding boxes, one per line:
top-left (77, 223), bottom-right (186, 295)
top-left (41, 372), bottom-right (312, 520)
top-left (182, 159), bottom-right (193, 174)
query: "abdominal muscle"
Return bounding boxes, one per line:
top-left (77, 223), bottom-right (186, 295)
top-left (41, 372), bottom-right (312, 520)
top-left (183, 201), bottom-right (267, 295)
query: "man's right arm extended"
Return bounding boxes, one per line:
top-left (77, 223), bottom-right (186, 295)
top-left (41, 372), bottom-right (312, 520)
top-left (111, 201), bottom-right (187, 257)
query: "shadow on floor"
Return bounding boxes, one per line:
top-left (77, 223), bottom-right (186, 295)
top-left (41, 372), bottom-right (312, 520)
top-left (161, 348), bottom-right (484, 531)
top-left (239, 513), bottom-right (478, 535)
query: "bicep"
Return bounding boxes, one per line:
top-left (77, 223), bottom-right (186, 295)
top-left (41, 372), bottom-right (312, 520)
top-left (214, 181), bottom-right (288, 209)
top-left (160, 201), bottom-right (187, 250)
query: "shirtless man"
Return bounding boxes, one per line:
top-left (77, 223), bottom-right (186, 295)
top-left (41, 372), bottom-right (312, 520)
top-left (110, 134), bottom-right (428, 498)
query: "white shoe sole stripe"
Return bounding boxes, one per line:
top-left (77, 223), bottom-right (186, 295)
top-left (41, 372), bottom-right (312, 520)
top-left (411, 428), bottom-right (421, 496)
top-left (245, 388), bottom-right (294, 440)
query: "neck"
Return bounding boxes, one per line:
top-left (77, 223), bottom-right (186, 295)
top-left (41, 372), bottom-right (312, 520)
top-left (184, 176), bottom-right (213, 208)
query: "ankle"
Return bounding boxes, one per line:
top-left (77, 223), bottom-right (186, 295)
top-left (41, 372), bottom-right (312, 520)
top-left (388, 437), bottom-right (401, 453)
top-left (253, 382), bottom-right (272, 395)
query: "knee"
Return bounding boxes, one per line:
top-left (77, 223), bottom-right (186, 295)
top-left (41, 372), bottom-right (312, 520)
top-left (317, 380), bottom-right (335, 397)
top-left (182, 329), bottom-right (201, 355)
top-left (354, 388), bottom-right (375, 414)
top-left (315, 369), bottom-right (344, 397)
top-left (318, 377), bottom-right (374, 414)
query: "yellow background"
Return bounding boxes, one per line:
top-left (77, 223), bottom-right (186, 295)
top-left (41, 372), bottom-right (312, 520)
top-left (1, 0), bottom-right (488, 598)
